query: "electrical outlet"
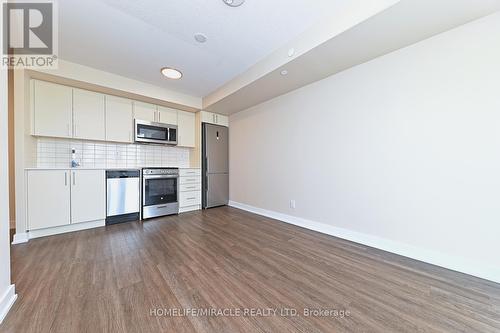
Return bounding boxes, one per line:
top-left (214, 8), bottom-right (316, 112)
top-left (290, 200), bottom-right (296, 209)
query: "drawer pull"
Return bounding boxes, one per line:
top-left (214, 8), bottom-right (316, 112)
top-left (186, 197), bottom-right (196, 200)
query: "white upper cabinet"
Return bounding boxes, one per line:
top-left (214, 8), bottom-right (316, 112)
top-left (73, 88), bottom-right (106, 141)
top-left (70, 170), bottom-right (106, 224)
top-left (177, 111), bottom-right (195, 148)
top-left (32, 80), bottom-right (197, 147)
top-left (105, 95), bottom-right (133, 143)
top-left (134, 101), bottom-right (157, 122)
top-left (201, 111), bottom-right (229, 127)
top-left (32, 80), bottom-right (73, 138)
top-left (157, 106), bottom-right (178, 125)
top-left (216, 114), bottom-right (229, 127)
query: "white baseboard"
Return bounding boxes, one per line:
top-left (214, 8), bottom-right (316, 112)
top-left (28, 220), bottom-right (105, 240)
top-left (11, 233), bottom-right (28, 245)
top-left (0, 285), bottom-right (17, 324)
top-left (229, 201), bottom-right (500, 284)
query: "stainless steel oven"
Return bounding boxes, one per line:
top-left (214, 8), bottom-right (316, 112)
top-left (135, 119), bottom-right (177, 145)
top-left (142, 168), bottom-right (179, 219)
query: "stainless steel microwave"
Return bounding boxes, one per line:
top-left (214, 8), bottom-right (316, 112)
top-left (134, 119), bottom-right (178, 145)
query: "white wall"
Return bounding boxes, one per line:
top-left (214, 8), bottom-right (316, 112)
top-left (229, 12), bottom-right (500, 282)
top-left (0, 24), bottom-right (17, 324)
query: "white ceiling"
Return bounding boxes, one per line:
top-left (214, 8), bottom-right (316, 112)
top-left (205, 0), bottom-right (500, 114)
top-left (58, 0), bottom-right (344, 97)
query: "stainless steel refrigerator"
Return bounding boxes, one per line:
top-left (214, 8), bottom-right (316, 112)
top-left (202, 123), bottom-right (229, 208)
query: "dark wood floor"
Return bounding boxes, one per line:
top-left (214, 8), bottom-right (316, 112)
top-left (1, 207), bottom-right (500, 332)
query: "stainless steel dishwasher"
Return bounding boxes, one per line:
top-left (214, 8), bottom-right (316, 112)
top-left (106, 170), bottom-right (140, 225)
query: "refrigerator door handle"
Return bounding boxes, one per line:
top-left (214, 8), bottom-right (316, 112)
top-left (206, 176), bottom-right (209, 192)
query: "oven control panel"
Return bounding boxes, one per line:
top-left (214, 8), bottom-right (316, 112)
top-left (142, 168), bottom-right (179, 176)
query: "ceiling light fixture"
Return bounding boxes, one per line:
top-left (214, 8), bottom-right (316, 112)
top-left (280, 70), bottom-right (288, 76)
top-left (194, 33), bottom-right (207, 43)
top-left (223, 0), bottom-right (245, 7)
top-left (161, 67), bottom-right (183, 80)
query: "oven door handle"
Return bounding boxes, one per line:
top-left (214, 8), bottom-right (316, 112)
top-left (143, 175), bottom-right (178, 179)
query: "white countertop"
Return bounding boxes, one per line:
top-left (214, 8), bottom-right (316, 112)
top-left (25, 167), bottom-right (201, 171)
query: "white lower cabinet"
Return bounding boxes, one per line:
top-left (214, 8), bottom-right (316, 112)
top-left (179, 169), bottom-right (202, 213)
top-left (179, 191), bottom-right (201, 209)
top-left (70, 170), bottom-right (106, 224)
top-left (27, 170), bottom-right (71, 230)
top-left (27, 169), bottom-right (106, 232)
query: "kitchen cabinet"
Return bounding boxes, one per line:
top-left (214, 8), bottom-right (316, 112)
top-left (179, 191), bottom-right (201, 209)
top-left (177, 111), bottom-right (195, 147)
top-left (26, 169), bottom-right (106, 231)
top-left (200, 111), bottom-right (229, 127)
top-left (158, 106), bottom-right (178, 125)
top-left (179, 169), bottom-right (202, 213)
top-left (179, 169), bottom-right (201, 177)
top-left (105, 95), bottom-right (133, 143)
top-left (134, 101), bottom-right (157, 122)
top-left (31, 80), bottom-right (196, 147)
top-left (73, 89), bottom-right (106, 141)
top-left (70, 170), bottom-right (106, 224)
top-left (32, 80), bottom-right (73, 138)
top-left (27, 170), bottom-right (71, 230)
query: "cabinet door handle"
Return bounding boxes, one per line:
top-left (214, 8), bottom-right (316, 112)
top-left (65, 172), bottom-right (68, 186)
top-left (158, 112), bottom-right (161, 123)
top-left (67, 124), bottom-right (70, 137)
top-left (73, 172), bottom-right (76, 186)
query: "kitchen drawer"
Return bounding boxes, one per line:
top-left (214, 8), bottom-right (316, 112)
top-left (180, 169), bottom-right (201, 177)
top-left (180, 183), bottom-right (201, 192)
top-left (179, 176), bottom-right (201, 184)
top-left (179, 191), bottom-right (201, 207)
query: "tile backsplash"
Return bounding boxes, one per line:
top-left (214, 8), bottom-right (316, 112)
top-left (36, 137), bottom-right (190, 169)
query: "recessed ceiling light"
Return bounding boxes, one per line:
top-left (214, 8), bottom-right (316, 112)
top-left (223, 0), bottom-right (245, 7)
top-left (194, 33), bottom-right (207, 43)
top-left (161, 67), bottom-right (183, 80)
top-left (280, 70), bottom-right (288, 76)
